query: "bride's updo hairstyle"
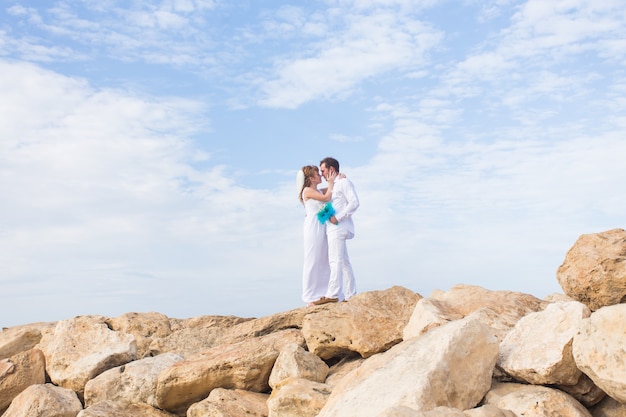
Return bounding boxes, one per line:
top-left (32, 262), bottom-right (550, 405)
top-left (297, 165), bottom-right (320, 204)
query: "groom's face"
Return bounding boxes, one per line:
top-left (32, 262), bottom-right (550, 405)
top-left (320, 163), bottom-right (332, 180)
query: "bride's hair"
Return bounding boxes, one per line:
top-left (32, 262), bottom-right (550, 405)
top-left (298, 165), bottom-right (319, 204)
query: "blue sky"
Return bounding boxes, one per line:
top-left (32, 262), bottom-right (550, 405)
top-left (2, 0), bottom-right (625, 327)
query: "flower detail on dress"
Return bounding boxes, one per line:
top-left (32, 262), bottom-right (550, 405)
top-left (317, 202), bottom-right (336, 224)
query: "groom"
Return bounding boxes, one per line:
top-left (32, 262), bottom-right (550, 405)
top-left (315, 157), bottom-right (360, 305)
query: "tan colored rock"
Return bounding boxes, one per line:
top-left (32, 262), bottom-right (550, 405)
top-left (317, 314), bottom-right (499, 417)
top-left (0, 322), bottom-right (55, 360)
top-left (40, 315), bottom-right (137, 395)
top-left (556, 372), bottom-right (606, 407)
top-left (149, 315), bottom-right (249, 356)
top-left (376, 405), bottom-right (423, 416)
top-left (77, 400), bottom-right (177, 417)
top-left (302, 286), bottom-right (421, 359)
top-left (268, 342), bottom-right (328, 389)
top-left (186, 388), bottom-right (269, 417)
top-left (573, 303), bottom-right (626, 402)
top-left (1, 383), bottom-right (82, 417)
top-left (463, 405), bottom-right (516, 417)
top-left (267, 377), bottom-right (332, 417)
top-left (0, 349), bottom-right (46, 413)
top-left (429, 285), bottom-right (547, 324)
top-left (498, 301), bottom-right (589, 385)
top-left (483, 382), bottom-right (592, 417)
top-left (84, 352), bottom-right (183, 407)
top-left (155, 328), bottom-right (304, 414)
top-left (589, 395), bottom-right (626, 417)
top-left (403, 297), bottom-right (463, 340)
top-left (325, 354), bottom-right (364, 388)
top-left (107, 312), bottom-right (172, 359)
top-left (557, 228), bottom-right (626, 311)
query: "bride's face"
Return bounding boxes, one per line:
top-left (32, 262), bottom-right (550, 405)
top-left (311, 170), bottom-right (322, 186)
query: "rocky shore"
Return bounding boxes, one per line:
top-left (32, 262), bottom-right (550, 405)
top-left (2, 228), bottom-right (626, 417)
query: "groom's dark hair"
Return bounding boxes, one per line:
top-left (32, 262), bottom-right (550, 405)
top-left (320, 157), bottom-right (339, 172)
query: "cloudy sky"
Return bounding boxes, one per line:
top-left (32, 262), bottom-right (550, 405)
top-left (2, 0), bottom-right (625, 327)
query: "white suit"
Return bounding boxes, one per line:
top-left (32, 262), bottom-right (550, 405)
top-left (325, 177), bottom-right (359, 300)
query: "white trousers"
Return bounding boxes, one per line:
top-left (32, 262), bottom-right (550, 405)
top-left (326, 228), bottom-right (356, 300)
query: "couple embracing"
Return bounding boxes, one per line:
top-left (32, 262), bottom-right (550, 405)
top-left (297, 157), bottom-right (359, 306)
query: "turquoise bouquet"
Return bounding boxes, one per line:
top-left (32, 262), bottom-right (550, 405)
top-left (316, 202), bottom-right (336, 224)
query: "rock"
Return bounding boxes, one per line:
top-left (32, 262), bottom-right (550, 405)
top-left (589, 395), bottom-right (626, 417)
top-left (148, 315), bottom-right (250, 357)
top-left (317, 314), bottom-right (499, 417)
top-left (268, 342), bottom-right (328, 389)
top-left (186, 388), bottom-right (269, 417)
top-left (302, 286), bottom-right (421, 359)
top-left (497, 301), bottom-right (590, 385)
top-left (0, 349), bottom-right (46, 413)
top-left (573, 303), bottom-right (626, 402)
top-left (40, 315), bottom-right (137, 396)
top-left (77, 400), bottom-right (177, 416)
top-left (325, 354), bottom-right (364, 388)
top-left (1, 383), bottom-right (82, 417)
top-left (557, 228), bottom-right (626, 311)
top-left (106, 312), bottom-right (173, 359)
top-left (429, 285), bottom-right (547, 325)
top-left (0, 322), bottom-right (54, 360)
top-left (84, 352), bottom-right (183, 407)
top-left (403, 297), bottom-right (463, 340)
top-left (483, 382), bottom-right (592, 417)
top-left (267, 377), bottom-right (332, 417)
top-left (155, 328), bottom-right (304, 414)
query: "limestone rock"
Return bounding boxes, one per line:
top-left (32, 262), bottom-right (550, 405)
top-left (429, 285), bottom-right (547, 325)
top-left (1, 383), bottom-right (82, 417)
top-left (557, 228), bottom-right (626, 311)
top-left (106, 312), bottom-right (172, 359)
top-left (573, 303), bottom-right (626, 402)
top-left (155, 328), bottom-right (304, 414)
top-left (403, 297), bottom-right (463, 340)
top-left (483, 382), bottom-right (592, 417)
top-left (0, 322), bottom-right (54, 360)
top-left (77, 400), bottom-right (177, 417)
top-left (317, 314), bottom-right (499, 417)
top-left (84, 352), bottom-right (183, 407)
top-left (268, 342), bottom-right (328, 389)
top-left (40, 315), bottom-right (137, 395)
top-left (0, 348), bottom-right (46, 413)
top-left (148, 315), bottom-right (249, 357)
top-left (498, 301), bottom-right (589, 385)
top-left (186, 388), bottom-right (269, 417)
top-left (302, 286), bottom-right (421, 359)
top-left (267, 377), bottom-right (332, 417)
top-left (325, 354), bottom-right (364, 388)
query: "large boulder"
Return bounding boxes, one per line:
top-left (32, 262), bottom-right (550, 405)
top-left (268, 342), bottom-right (328, 389)
top-left (317, 313), bottom-right (499, 417)
top-left (1, 383), bottom-right (82, 417)
top-left (0, 323), bottom-right (55, 360)
top-left (267, 377), bottom-right (332, 417)
top-left (186, 388), bottom-right (269, 417)
top-left (40, 315), bottom-right (137, 395)
top-left (77, 400), bottom-right (177, 417)
top-left (84, 352), bottom-right (183, 407)
top-left (557, 228), bottom-right (626, 311)
top-left (302, 286), bottom-right (421, 359)
top-left (106, 312), bottom-right (172, 359)
top-left (573, 303), bottom-right (626, 402)
top-left (0, 349), bottom-right (46, 413)
top-left (155, 328), bottom-right (304, 414)
top-left (483, 382), bottom-right (591, 417)
top-left (497, 301), bottom-right (590, 385)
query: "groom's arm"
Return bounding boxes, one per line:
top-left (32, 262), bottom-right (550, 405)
top-left (332, 180), bottom-right (359, 223)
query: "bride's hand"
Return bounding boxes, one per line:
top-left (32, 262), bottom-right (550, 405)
top-left (328, 171), bottom-right (338, 183)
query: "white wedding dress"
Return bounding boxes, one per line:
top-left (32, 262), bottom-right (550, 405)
top-left (301, 194), bottom-right (330, 303)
